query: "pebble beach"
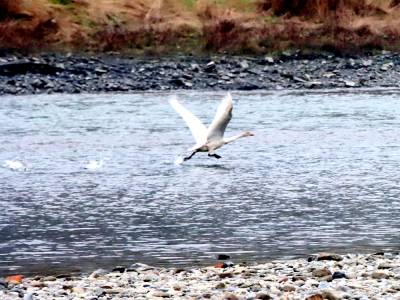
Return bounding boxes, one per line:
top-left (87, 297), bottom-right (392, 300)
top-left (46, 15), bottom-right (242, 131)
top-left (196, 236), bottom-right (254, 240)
top-left (1, 252), bottom-right (399, 300)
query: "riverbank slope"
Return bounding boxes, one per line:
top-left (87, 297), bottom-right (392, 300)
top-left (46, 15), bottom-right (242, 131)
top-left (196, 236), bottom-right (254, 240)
top-left (2, 0), bottom-right (400, 54)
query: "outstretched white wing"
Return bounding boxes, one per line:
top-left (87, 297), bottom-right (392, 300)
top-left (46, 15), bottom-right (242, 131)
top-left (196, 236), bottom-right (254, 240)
top-left (169, 96), bottom-right (207, 145)
top-left (206, 93), bottom-right (233, 141)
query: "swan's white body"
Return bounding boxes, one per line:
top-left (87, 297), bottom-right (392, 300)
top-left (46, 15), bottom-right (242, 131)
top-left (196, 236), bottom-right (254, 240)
top-left (169, 93), bottom-right (254, 161)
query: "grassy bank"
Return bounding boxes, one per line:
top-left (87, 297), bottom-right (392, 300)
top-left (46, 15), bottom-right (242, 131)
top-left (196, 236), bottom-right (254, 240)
top-left (1, 0), bottom-right (400, 54)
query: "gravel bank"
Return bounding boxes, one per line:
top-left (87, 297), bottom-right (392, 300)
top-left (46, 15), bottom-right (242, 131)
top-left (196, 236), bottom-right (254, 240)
top-left (1, 51), bottom-right (400, 95)
top-left (1, 252), bottom-right (400, 299)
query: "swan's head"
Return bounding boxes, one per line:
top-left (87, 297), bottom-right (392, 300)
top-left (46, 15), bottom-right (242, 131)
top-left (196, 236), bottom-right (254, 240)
top-left (242, 131), bottom-right (255, 137)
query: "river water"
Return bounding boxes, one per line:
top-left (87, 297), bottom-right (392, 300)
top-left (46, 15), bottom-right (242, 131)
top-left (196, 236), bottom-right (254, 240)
top-left (1, 89), bottom-right (400, 275)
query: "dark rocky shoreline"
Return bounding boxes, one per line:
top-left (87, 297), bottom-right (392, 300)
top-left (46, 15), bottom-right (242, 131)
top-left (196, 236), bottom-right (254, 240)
top-left (1, 51), bottom-right (400, 96)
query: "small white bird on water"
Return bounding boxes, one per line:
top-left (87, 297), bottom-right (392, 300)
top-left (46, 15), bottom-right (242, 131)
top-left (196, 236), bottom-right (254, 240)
top-left (3, 159), bottom-right (27, 171)
top-left (170, 93), bottom-right (254, 162)
top-left (85, 159), bottom-right (104, 171)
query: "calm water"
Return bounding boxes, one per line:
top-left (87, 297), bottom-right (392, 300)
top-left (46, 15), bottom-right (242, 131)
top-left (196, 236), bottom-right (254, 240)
top-left (1, 89), bottom-right (400, 275)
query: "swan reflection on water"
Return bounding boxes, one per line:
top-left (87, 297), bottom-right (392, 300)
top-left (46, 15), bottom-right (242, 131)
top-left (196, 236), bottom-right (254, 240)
top-left (192, 164), bottom-right (233, 171)
top-left (176, 162), bottom-right (233, 171)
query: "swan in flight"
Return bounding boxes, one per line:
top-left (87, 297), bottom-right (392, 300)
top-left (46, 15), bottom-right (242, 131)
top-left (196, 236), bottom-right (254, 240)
top-left (170, 93), bottom-right (254, 161)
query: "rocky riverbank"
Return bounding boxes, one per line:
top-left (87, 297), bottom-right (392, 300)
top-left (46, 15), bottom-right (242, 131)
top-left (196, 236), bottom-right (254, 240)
top-left (1, 51), bottom-right (400, 95)
top-left (1, 252), bottom-right (399, 299)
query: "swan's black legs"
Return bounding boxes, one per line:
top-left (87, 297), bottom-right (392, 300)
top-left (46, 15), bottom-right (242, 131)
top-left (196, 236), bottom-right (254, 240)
top-left (184, 151), bottom-right (197, 161)
top-left (208, 153), bottom-right (221, 159)
top-left (184, 151), bottom-right (221, 161)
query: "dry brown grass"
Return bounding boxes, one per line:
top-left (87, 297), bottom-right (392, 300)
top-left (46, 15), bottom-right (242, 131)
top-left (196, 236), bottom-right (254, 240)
top-left (0, 18), bottom-right (60, 49)
top-left (252, 0), bottom-right (400, 53)
top-left (1, 0), bottom-right (400, 53)
top-left (391, 0), bottom-right (400, 6)
top-left (257, 0), bottom-right (387, 18)
top-left (94, 23), bottom-right (200, 53)
top-left (197, 5), bottom-right (259, 52)
top-left (0, 0), bottom-right (21, 20)
top-left (0, 0), bottom-right (61, 49)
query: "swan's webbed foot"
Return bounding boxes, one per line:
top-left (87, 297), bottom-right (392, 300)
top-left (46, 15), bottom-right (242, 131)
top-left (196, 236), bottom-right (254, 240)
top-left (184, 151), bottom-right (197, 161)
top-left (208, 153), bottom-right (221, 159)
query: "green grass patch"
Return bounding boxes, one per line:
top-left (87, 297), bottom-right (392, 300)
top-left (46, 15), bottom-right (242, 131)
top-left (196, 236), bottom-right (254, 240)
top-left (264, 15), bottom-right (279, 24)
top-left (215, 0), bottom-right (227, 5)
top-left (182, 0), bottom-right (196, 10)
top-left (49, 0), bottom-right (73, 5)
top-left (212, 0), bottom-right (257, 12)
top-left (238, 0), bottom-right (257, 6)
top-left (71, 11), bottom-right (98, 28)
top-left (239, 0), bottom-right (258, 12)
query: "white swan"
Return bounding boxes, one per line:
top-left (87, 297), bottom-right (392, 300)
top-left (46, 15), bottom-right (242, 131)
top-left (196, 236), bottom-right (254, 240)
top-left (170, 93), bottom-right (254, 161)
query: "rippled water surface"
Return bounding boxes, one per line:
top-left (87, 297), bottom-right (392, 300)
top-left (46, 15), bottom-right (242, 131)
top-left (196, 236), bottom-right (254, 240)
top-left (1, 90), bottom-right (400, 275)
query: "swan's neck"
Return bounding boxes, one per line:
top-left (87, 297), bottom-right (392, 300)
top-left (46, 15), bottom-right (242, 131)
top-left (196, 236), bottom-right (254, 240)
top-left (223, 132), bottom-right (248, 144)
